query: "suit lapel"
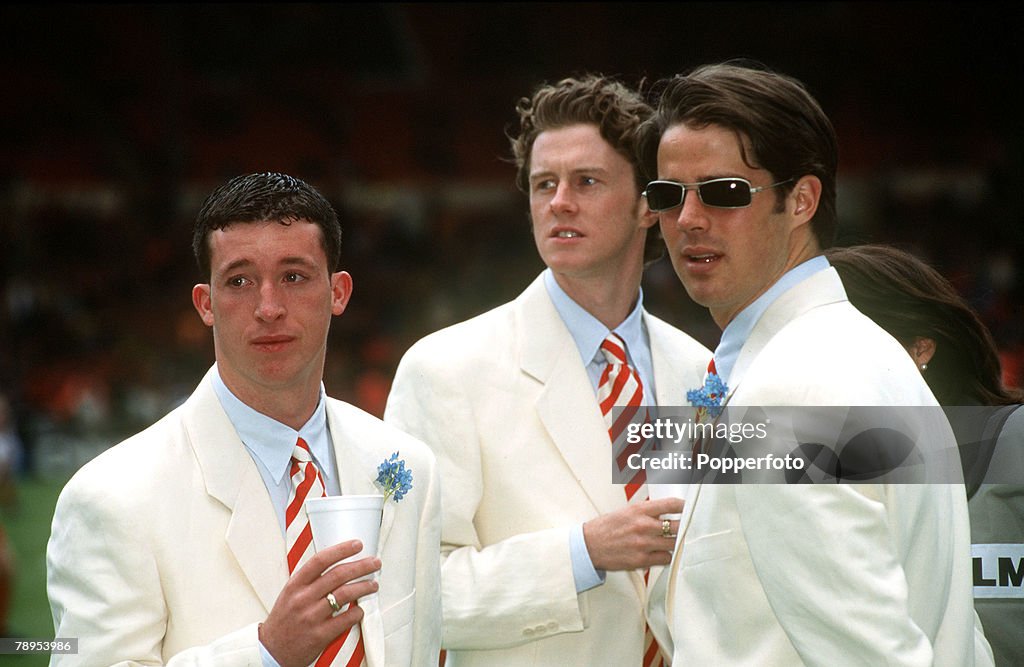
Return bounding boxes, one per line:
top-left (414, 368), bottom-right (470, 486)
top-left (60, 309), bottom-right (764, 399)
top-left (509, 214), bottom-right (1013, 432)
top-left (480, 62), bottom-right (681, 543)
top-left (519, 277), bottom-right (626, 518)
top-left (645, 314), bottom-right (710, 601)
top-left (225, 469), bottom-right (288, 613)
top-left (328, 405), bottom-right (394, 544)
top-left (665, 478), bottom-right (703, 631)
top-left (729, 266), bottom-right (848, 392)
top-left (519, 277), bottom-right (654, 604)
top-left (186, 370), bottom-right (399, 665)
top-left (647, 315), bottom-right (692, 408)
top-left (667, 266), bottom-right (848, 628)
top-left (326, 400), bottom-right (390, 667)
top-left (184, 370), bottom-right (287, 613)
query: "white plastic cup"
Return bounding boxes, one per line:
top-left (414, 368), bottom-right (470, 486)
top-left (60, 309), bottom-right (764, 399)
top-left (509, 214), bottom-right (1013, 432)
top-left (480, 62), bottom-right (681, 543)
top-left (647, 484), bottom-right (685, 520)
top-left (305, 494), bottom-right (384, 579)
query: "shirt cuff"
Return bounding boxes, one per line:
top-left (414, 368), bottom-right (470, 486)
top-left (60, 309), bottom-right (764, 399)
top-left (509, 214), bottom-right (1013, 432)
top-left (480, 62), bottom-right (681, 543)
top-left (260, 638), bottom-right (283, 667)
top-left (570, 522), bottom-right (606, 593)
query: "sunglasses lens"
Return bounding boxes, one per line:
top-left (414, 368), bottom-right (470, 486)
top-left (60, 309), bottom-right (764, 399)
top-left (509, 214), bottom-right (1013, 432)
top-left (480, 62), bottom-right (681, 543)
top-left (700, 179), bottom-right (751, 207)
top-left (645, 182), bottom-right (684, 212)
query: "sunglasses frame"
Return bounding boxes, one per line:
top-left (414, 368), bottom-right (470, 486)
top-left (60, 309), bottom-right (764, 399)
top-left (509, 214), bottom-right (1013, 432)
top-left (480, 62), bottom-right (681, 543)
top-left (643, 177), bottom-right (793, 212)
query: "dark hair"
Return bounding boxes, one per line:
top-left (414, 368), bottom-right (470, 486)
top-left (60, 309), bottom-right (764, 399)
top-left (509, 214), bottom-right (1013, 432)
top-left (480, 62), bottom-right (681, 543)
top-left (192, 172), bottom-right (342, 280)
top-left (509, 74), bottom-right (664, 264)
top-left (641, 61), bottom-right (839, 248)
top-left (827, 244), bottom-right (1023, 406)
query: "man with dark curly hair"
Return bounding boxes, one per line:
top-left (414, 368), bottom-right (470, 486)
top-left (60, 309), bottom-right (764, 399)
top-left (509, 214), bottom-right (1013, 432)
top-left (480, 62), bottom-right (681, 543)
top-left (386, 76), bottom-right (710, 666)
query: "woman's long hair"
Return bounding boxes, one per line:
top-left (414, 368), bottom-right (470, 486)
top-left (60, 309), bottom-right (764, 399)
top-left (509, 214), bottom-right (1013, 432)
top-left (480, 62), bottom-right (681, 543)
top-left (827, 244), bottom-right (1022, 406)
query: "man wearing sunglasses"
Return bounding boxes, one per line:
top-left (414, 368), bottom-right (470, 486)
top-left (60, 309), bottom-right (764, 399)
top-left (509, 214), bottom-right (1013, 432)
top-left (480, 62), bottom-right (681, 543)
top-left (385, 76), bottom-right (710, 666)
top-left (640, 63), bottom-right (986, 665)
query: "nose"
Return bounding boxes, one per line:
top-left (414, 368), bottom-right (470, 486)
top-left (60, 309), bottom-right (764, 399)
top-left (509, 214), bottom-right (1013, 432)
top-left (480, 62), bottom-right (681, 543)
top-left (254, 282), bottom-right (286, 321)
top-left (549, 182), bottom-right (577, 214)
top-left (669, 187), bottom-right (708, 233)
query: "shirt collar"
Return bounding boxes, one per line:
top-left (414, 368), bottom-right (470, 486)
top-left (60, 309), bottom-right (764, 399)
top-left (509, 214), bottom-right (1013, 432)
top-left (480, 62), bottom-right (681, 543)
top-left (543, 268), bottom-right (647, 368)
top-left (210, 365), bottom-right (332, 485)
top-left (714, 255), bottom-right (830, 383)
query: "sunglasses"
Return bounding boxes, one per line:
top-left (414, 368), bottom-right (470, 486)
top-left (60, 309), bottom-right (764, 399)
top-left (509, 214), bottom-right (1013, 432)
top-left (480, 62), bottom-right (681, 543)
top-left (643, 177), bottom-right (792, 212)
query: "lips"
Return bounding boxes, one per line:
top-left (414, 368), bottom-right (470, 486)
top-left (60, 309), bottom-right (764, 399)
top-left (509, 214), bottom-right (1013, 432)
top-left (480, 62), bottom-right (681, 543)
top-left (687, 253), bottom-right (719, 263)
top-left (675, 246), bottom-right (724, 270)
top-left (681, 247), bottom-right (722, 267)
top-left (550, 227), bottom-right (583, 239)
top-left (251, 334), bottom-right (295, 350)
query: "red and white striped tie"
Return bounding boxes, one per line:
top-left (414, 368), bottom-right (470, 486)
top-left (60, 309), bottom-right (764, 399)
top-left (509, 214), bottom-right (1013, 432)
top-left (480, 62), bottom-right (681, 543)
top-left (597, 334), bottom-right (669, 667)
top-left (598, 333), bottom-right (649, 502)
top-left (286, 437), bottom-right (367, 667)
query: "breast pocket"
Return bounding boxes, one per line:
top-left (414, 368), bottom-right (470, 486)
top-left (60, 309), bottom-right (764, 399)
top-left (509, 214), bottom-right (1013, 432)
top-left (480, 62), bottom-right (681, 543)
top-left (380, 589), bottom-right (417, 667)
top-left (382, 588), bottom-right (416, 637)
top-left (681, 529), bottom-right (744, 566)
top-left (678, 529), bottom-right (774, 638)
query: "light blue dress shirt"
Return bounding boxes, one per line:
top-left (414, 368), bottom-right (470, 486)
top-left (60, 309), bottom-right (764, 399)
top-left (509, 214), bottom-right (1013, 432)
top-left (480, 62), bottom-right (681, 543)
top-left (713, 255), bottom-right (831, 383)
top-left (210, 367), bottom-right (341, 666)
top-left (543, 269), bottom-right (657, 594)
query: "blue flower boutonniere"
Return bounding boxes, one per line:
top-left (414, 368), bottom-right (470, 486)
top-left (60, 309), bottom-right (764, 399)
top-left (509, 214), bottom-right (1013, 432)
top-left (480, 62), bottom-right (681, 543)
top-left (376, 452), bottom-right (413, 502)
top-left (687, 372), bottom-right (729, 421)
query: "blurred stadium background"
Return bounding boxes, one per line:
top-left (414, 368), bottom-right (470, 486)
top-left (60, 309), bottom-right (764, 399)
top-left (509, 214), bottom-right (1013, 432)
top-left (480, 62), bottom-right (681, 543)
top-left (1, 3), bottom-right (1021, 655)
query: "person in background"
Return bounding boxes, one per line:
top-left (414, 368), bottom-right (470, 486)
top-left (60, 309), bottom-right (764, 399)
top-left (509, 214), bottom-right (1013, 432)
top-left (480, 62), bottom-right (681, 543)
top-left (828, 243), bottom-right (1023, 666)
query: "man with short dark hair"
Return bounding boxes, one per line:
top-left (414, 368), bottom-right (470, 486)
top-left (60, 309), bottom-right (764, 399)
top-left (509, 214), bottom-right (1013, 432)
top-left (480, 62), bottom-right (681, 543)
top-left (385, 76), bottom-right (710, 666)
top-left (47, 172), bottom-right (442, 666)
top-left (642, 63), bottom-right (987, 665)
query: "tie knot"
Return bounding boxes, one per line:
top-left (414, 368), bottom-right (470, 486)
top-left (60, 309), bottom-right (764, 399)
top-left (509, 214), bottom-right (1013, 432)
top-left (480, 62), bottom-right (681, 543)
top-left (291, 437), bottom-right (313, 463)
top-left (600, 333), bottom-right (628, 367)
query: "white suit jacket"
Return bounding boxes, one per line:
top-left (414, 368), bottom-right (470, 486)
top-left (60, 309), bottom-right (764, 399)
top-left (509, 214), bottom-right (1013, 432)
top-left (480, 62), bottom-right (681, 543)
top-left (47, 368), bottom-right (442, 666)
top-left (660, 267), bottom-right (983, 666)
top-left (384, 274), bottom-right (711, 666)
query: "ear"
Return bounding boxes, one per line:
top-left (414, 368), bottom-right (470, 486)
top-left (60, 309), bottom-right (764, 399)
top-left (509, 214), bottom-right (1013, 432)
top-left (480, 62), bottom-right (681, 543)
top-left (639, 206), bottom-right (659, 230)
top-left (906, 336), bottom-right (937, 369)
top-left (331, 271), bottom-right (354, 316)
top-left (192, 284), bottom-right (215, 327)
top-left (789, 174), bottom-right (822, 225)
top-left (637, 193), bottom-right (659, 229)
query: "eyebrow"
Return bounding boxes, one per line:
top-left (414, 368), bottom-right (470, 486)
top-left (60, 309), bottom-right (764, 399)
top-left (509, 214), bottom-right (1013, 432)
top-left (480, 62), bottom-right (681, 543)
top-left (661, 173), bottom-right (742, 184)
top-left (219, 256), bottom-right (320, 275)
top-left (529, 166), bottom-right (610, 181)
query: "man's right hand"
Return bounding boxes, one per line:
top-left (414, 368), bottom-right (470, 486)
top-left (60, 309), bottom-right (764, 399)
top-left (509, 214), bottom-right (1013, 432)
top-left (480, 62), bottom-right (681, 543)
top-left (583, 497), bottom-right (684, 571)
top-left (259, 540), bottom-right (382, 667)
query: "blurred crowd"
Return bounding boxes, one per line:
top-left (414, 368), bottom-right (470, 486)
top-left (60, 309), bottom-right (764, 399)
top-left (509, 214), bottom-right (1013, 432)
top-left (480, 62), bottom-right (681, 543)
top-left (1, 4), bottom-right (1022, 483)
top-left (0, 181), bottom-right (545, 481)
top-left (1, 171), bottom-right (1021, 485)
